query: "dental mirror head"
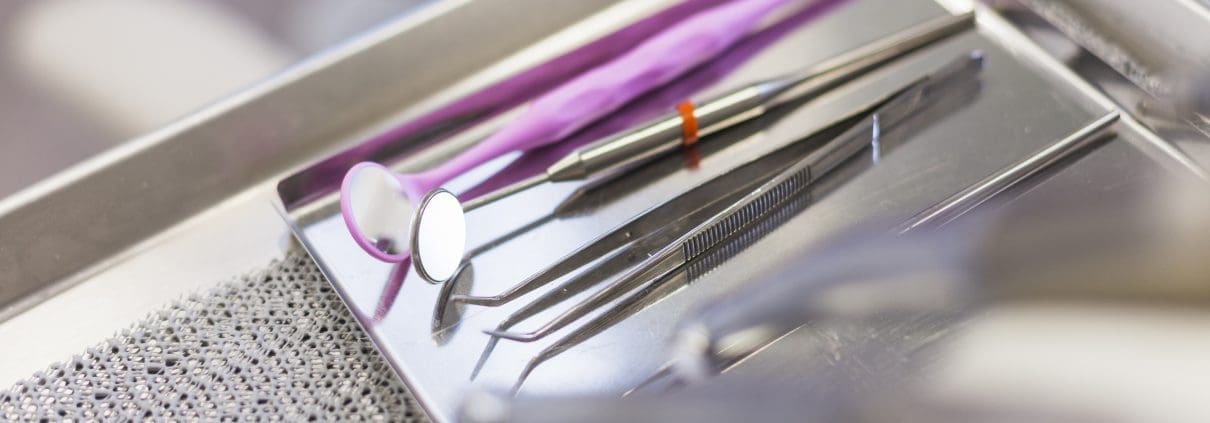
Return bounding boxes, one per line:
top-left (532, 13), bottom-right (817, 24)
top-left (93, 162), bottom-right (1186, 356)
top-left (411, 189), bottom-right (468, 283)
top-left (341, 162), bottom-right (415, 262)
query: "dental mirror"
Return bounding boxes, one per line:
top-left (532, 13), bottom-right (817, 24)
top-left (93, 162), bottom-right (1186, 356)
top-left (340, 162), bottom-right (415, 262)
top-left (410, 189), bottom-right (468, 282)
top-left (341, 161), bottom-right (475, 279)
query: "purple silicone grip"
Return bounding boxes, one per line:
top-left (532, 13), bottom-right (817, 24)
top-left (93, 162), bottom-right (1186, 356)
top-left (396, 0), bottom-right (790, 199)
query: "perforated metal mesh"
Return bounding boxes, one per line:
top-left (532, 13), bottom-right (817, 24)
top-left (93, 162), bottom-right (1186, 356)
top-left (0, 252), bottom-right (427, 422)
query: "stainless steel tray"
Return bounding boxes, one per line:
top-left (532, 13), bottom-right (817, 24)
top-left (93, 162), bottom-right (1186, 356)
top-left (277, 0), bottom-right (1205, 421)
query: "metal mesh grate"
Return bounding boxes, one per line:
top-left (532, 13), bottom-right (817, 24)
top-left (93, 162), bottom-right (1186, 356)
top-left (0, 252), bottom-right (427, 422)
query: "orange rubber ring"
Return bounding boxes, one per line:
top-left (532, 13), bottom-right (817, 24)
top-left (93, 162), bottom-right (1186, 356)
top-left (676, 101), bottom-right (699, 147)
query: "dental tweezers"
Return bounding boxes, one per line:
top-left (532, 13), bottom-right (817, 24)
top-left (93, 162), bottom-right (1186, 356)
top-left (486, 52), bottom-right (985, 342)
top-left (453, 12), bottom-right (976, 306)
top-left (659, 111), bottom-right (1120, 384)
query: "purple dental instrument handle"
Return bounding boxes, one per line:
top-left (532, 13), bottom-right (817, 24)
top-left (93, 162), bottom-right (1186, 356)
top-left (394, 0), bottom-right (792, 200)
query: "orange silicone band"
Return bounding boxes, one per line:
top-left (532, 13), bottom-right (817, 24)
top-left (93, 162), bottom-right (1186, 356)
top-left (676, 101), bottom-right (699, 147)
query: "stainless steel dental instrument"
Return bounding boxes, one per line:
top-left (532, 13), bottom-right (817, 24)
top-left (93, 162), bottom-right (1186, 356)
top-left (434, 101), bottom-right (873, 325)
top-left (434, 106), bottom-right (863, 323)
top-left (341, 0), bottom-right (809, 264)
top-left (450, 97), bottom-right (884, 307)
top-left (666, 111), bottom-right (1120, 381)
top-left (506, 191), bottom-right (818, 393)
top-left (465, 12), bottom-right (976, 208)
top-left (408, 12), bottom-right (976, 282)
top-left (462, 104), bottom-right (915, 382)
top-left (484, 52), bottom-right (985, 342)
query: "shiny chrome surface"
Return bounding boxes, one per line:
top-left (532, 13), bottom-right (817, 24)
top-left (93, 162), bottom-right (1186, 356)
top-left (282, 0), bottom-right (1207, 421)
top-left (411, 189), bottom-right (467, 283)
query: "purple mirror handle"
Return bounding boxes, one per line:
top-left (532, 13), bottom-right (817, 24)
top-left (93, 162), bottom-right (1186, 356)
top-left (396, 0), bottom-right (791, 199)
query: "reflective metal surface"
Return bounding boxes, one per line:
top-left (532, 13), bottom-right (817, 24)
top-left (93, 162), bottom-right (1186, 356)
top-left (281, 1), bottom-right (1205, 421)
top-left (411, 189), bottom-right (467, 282)
top-left (988, 0), bottom-right (1210, 175)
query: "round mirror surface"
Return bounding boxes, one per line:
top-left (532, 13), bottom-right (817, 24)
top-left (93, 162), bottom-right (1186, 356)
top-left (411, 189), bottom-right (467, 282)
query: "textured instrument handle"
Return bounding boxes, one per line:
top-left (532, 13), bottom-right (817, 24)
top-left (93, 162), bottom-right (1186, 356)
top-left (397, 0), bottom-right (791, 199)
top-left (682, 165), bottom-right (813, 260)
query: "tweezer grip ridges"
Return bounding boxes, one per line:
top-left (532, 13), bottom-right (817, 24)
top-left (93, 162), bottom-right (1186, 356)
top-left (685, 193), bottom-right (812, 281)
top-left (682, 166), bottom-right (812, 261)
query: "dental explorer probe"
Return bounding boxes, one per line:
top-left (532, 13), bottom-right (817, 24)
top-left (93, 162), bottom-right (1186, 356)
top-left (411, 12), bottom-right (975, 282)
